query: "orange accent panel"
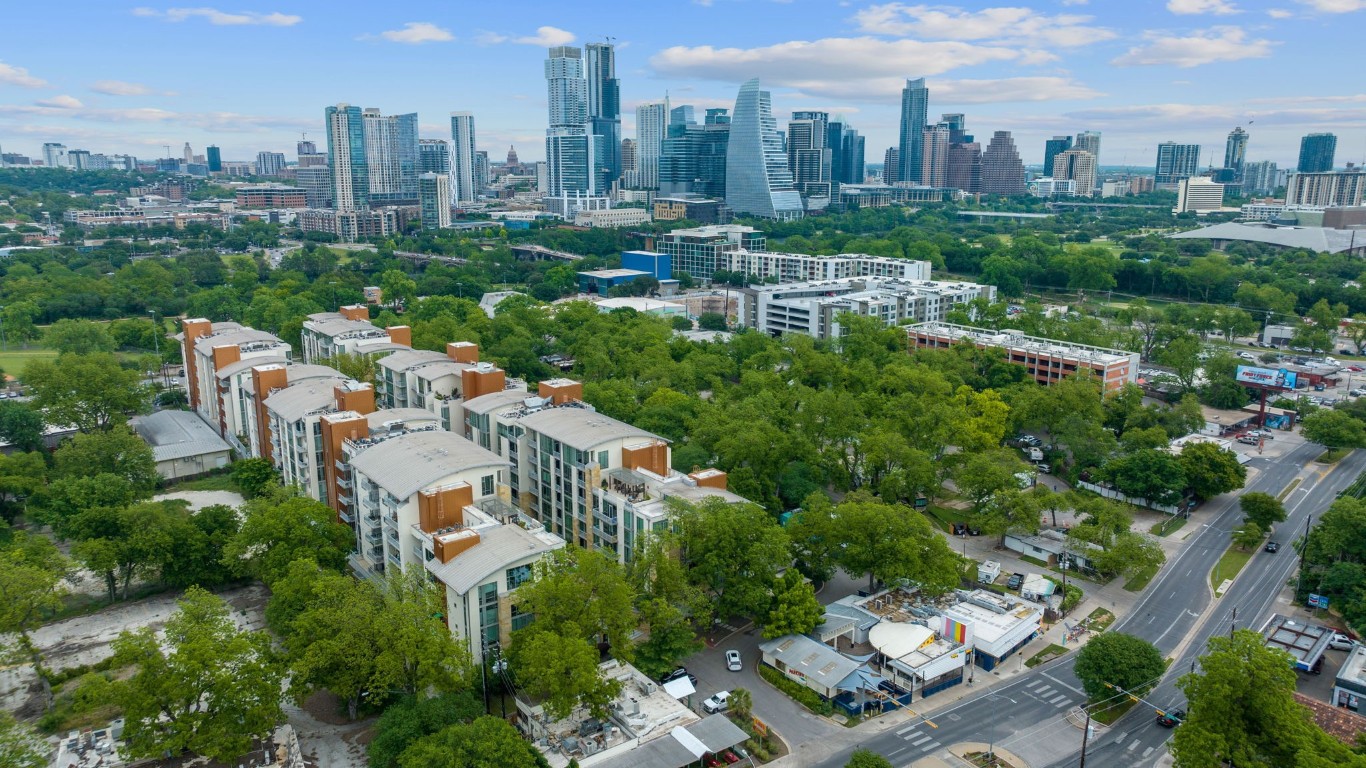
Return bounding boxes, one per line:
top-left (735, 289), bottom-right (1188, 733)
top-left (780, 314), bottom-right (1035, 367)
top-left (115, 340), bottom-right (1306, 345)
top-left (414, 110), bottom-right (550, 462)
top-left (386, 325), bottom-right (412, 347)
top-left (688, 469), bottom-right (729, 489)
top-left (538, 379), bottom-right (583, 405)
top-left (182, 319), bottom-right (212, 409)
top-left (447, 342), bottom-right (479, 364)
top-left (461, 368), bottom-right (506, 402)
top-left (319, 412), bottom-right (369, 514)
top-left (623, 441), bottom-right (669, 477)
top-left (339, 305), bottom-right (369, 321)
top-left (251, 365), bottom-right (289, 461)
top-left (418, 484), bottom-right (473, 533)
top-left (433, 528), bottom-right (481, 564)
top-left (334, 383), bottom-right (376, 415)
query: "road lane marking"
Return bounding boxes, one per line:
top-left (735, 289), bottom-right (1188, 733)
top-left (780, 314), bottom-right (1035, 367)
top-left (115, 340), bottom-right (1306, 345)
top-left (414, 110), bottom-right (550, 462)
top-left (888, 746), bottom-right (908, 757)
top-left (923, 741), bottom-right (941, 751)
top-left (911, 735), bottom-right (931, 746)
top-left (1036, 685), bottom-right (1054, 696)
top-left (1143, 747), bottom-right (1155, 758)
top-left (1041, 673), bottom-right (1086, 696)
top-left (1113, 731), bottom-right (1128, 744)
top-left (896, 725), bottom-right (918, 736)
top-left (1128, 739), bottom-right (1141, 752)
top-left (1050, 695), bottom-right (1070, 705)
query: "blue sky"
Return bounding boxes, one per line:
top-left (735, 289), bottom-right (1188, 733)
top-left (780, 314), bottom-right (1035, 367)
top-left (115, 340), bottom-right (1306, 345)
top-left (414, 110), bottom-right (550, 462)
top-left (1, 1), bottom-right (1363, 170)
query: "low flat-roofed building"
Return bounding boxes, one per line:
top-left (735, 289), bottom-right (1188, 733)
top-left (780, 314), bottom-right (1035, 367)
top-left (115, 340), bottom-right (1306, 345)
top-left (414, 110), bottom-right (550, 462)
top-left (594, 297), bottom-right (687, 317)
top-left (578, 268), bottom-right (653, 296)
top-left (573, 207), bottom-right (652, 228)
top-left (1168, 434), bottom-right (1250, 465)
top-left (759, 633), bottom-right (863, 700)
top-left (1261, 613), bottom-right (1333, 673)
top-left (131, 410), bottom-right (232, 480)
top-left (743, 277), bottom-right (992, 340)
top-left (1333, 644), bottom-right (1366, 711)
top-left (907, 322), bottom-right (1139, 391)
top-left (941, 589), bottom-right (1043, 670)
top-left (1004, 529), bottom-right (1102, 573)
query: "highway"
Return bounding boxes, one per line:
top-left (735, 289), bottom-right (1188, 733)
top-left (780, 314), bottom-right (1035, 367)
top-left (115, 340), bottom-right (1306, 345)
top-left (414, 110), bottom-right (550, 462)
top-left (810, 441), bottom-right (1365, 768)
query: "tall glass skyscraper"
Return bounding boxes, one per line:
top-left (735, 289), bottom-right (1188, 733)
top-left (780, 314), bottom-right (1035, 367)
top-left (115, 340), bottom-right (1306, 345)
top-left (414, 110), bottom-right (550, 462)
top-left (206, 145), bottom-right (222, 173)
top-left (585, 43), bottom-right (621, 189)
top-left (362, 109), bottom-right (419, 203)
top-left (1224, 127), bottom-right (1248, 178)
top-left (1298, 133), bottom-right (1336, 173)
top-left (449, 112), bottom-right (478, 204)
top-left (787, 110), bottom-right (832, 197)
top-left (1074, 131), bottom-right (1101, 168)
top-left (545, 46), bottom-right (597, 195)
top-left (634, 100), bottom-right (668, 189)
top-left (659, 108), bottom-right (729, 198)
top-left (1155, 142), bottom-right (1201, 187)
top-left (1043, 136), bottom-right (1072, 177)
top-left (325, 104), bottom-right (368, 210)
top-left (898, 78), bottom-right (929, 184)
top-left (725, 78), bottom-right (803, 220)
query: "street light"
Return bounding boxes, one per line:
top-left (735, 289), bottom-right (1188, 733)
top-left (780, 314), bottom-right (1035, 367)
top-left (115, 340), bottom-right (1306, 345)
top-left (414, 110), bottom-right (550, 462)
top-left (985, 693), bottom-right (1016, 765)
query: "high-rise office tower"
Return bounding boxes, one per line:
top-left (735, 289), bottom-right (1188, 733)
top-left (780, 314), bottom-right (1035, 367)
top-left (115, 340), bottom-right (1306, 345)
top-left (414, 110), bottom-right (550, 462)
top-left (419, 172), bottom-right (451, 229)
top-left (920, 123), bottom-right (951, 188)
top-left (1154, 142), bottom-right (1201, 187)
top-left (621, 139), bottom-right (636, 176)
top-left (634, 100), bottom-right (668, 189)
top-left (1223, 127), bottom-right (1248, 180)
top-left (1074, 131), bottom-right (1101, 168)
top-left (827, 120), bottom-right (865, 185)
top-left (182, 143), bottom-right (194, 165)
top-left (884, 147), bottom-right (900, 185)
top-left (787, 111), bottom-right (832, 196)
top-left (361, 109), bottom-right (419, 203)
top-left (725, 78), bottom-right (803, 220)
top-left (980, 132), bottom-right (1025, 195)
top-left (206, 145), bottom-right (222, 173)
top-left (42, 143), bottom-right (68, 168)
top-left (474, 151), bottom-right (489, 192)
top-left (898, 78), bottom-right (929, 184)
top-left (419, 139), bottom-right (450, 175)
top-left (585, 42), bottom-right (621, 188)
top-left (449, 112), bottom-right (478, 204)
top-left (1052, 149), bottom-right (1097, 196)
top-left (1043, 136), bottom-right (1072, 177)
top-left (326, 104), bottom-right (368, 210)
top-left (670, 105), bottom-right (696, 128)
top-left (946, 141), bottom-right (982, 193)
top-left (940, 113), bottom-right (967, 143)
top-left (1298, 133), bottom-right (1336, 173)
top-left (255, 151), bottom-right (286, 176)
top-left (1242, 160), bottom-right (1278, 195)
top-left (659, 108), bottom-right (730, 198)
top-left (297, 166), bottom-right (332, 208)
top-left (297, 139), bottom-right (317, 156)
top-left (544, 46), bottom-right (597, 196)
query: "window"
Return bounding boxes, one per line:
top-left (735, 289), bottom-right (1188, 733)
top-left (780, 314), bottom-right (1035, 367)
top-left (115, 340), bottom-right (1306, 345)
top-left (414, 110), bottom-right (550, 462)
top-left (478, 582), bottom-right (499, 646)
top-left (510, 602), bottom-right (534, 633)
top-left (506, 564), bottom-right (532, 590)
top-left (598, 450), bottom-right (609, 469)
top-left (481, 474), bottom-right (494, 496)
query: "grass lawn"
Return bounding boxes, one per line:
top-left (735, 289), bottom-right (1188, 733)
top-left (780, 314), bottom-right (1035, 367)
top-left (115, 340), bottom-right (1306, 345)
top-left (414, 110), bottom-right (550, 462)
top-left (1085, 607), bottom-right (1117, 632)
top-left (924, 505), bottom-right (962, 533)
top-left (1279, 478), bottom-right (1302, 502)
top-left (1019, 554), bottom-right (1050, 569)
top-left (1092, 698), bottom-right (1138, 725)
top-left (1150, 515), bottom-right (1188, 537)
top-left (1317, 448), bottom-right (1351, 464)
top-left (1026, 643), bottom-right (1070, 668)
top-left (164, 473), bottom-right (238, 493)
top-left (0, 346), bottom-right (58, 375)
top-left (1210, 545), bottom-right (1254, 592)
top-left (1124, 564), bottom-right (1160, 592)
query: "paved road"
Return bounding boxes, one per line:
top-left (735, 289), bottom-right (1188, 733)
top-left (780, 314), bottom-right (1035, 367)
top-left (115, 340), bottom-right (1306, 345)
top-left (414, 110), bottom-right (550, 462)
top-left (807, 441), bottom-right (1362, 768)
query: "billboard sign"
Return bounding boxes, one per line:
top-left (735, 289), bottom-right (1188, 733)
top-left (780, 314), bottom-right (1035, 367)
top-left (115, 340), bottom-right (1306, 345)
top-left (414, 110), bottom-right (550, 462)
top-left (1235, 365), bottom-right (1297, 390)
top-left (1309, 593), bottom-right (1329, 609)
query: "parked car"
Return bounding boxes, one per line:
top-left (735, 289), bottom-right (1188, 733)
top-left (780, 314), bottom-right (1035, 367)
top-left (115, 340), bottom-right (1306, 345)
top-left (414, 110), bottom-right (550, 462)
top-left (1351, 389), bottom-right (1365, 396)
top-left (1006, 573), bottom-right (1024, 590)
top-left (1331, 633), bottom-right (1355, 651)
top-left (1264, 541), bottom-right (1280, 553)
top-left (1035, 463), bottom-right (1052, 474)
top-left (1238, 352), bottom-right (1256, 361)
top-left (702, 691), bottom-right (731, 714)
top-left (721, 750), bottom-right (742, 764)
top-left (952, 522), bottom-right (968, 536)
top-left (1238, 436), bottom-right (1259, 445)
top-left (725, 650), bottom-right (743, 672)
top-left (1156, 709), bottom-right (1186, 728)
top-left (967, 525), bottom-right (982, 536)
top-left (662, 668), bottom-right (698, 687)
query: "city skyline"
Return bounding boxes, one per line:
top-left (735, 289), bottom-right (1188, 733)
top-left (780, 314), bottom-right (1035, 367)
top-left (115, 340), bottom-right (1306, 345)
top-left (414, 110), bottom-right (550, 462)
top-left (1, 2), bottom-right (1365, 169)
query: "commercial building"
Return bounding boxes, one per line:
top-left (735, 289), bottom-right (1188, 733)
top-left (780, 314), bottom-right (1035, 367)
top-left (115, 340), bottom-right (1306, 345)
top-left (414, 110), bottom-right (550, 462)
top-left (1176, 176), bottom-right (1226, 213)
top-left (235, 186), bottom-right (308, 209)
top-left (945, 139), bottom-right (982, 194)
top-left (658, 109), bottom-right (730, 199)
top-left (632, 100), bottom-right (667, 190)
top-left (652, 197), bottom-right (729, 224)
top-left (296, 167), bottom-right (331, 208)
top-left (898, 78), bottom-right (929, 184)
top-left (883, 147), bottom-right (900, 185)
top-left (1333, 644), bottom-right (1366, 711)
top-left (980, 132), bottom-right (1026, 196)
top-left (941, 589), bottom-right (1043, 671)
top-left (651, 223), bottom-right (765, 279)
top-left (724, 251), bottom-right (930, 284)
top-left (919, 123), bottom-right (950, 189)
top-left (787, 110), bottom-right (833, 197)
top-left (1029, 178), bottom-right (1077, 198)
top-left (1042, 136), bottom-right (1072, 177)
top-left (578, 268), bottom-right (653, 296)
top-left (621, 250), bottom-right (671, 279)
top-left (827, 118), bottom-right (865, 185)
top-left (325, 104), bottom-right (368, 210)
top-left (206, 145), bottom-right (221, 172)
top-left (906, 322), bottom-right (1139, 391)
top-left (1155, 142), bottom-right (1201, 188)
top-left (741, 276), bottom-right (990, 340)
top-left (1299, 133), bottom-right (1337, 173)
top-left (419, 172), bottom-right (452, 229)
top-left (572, 207), bottom-right (651, 228)
top-left (836, 184), bottom-right (953, 209)
top-left (725, 79), bottom-right (803, 220)
top-left (1261, 613), bottom-right (1334, 673)
top-left (255, 151), bottom-right (286, 177)
top-left (1286, 167), bottom-right (1365, 207)
top-left (299, 306), bottom-right (410, 363)
top-left (131, 410), bottom-right (232, 481)
top-left (1052, 149), bottom-right (1097, 197)
top-left (585, 41), bottom-right (622, 189)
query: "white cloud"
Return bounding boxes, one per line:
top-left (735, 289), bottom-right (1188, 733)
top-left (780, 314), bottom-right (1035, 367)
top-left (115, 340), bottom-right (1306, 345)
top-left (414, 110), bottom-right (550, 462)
top-left (1166, 0), bottom-right (1240, 14)
top-left (479, 25), bottom-right (574, 46)
top-left (1111, 26), bottom-right (1274, 67)
top-left (132, 7), bottom-right (302, 26)
top-left (90, 80), bottom-right (151, 96)
top-left (0, 61), bottom-right (48, 88)
top-left (1266, 7), bottom-right (1294, 16)
top-left (934, 77), bottom-right (1104, 103)
top-left (850, 3), bottom-right (1116, 48)
top-left (378, 22), bottom-right (453, 44)
top-left (1295, 0), bottom-right (1366, 10)
top-left (35, 95), bottom-right (84, 109)
top-left (1061, 0), bottom-right (1089, 5)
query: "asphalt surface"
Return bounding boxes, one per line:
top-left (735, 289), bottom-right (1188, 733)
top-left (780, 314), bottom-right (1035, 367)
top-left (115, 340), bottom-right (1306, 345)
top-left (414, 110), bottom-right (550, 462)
top-left (808, 440), bottom-right (1366, 768)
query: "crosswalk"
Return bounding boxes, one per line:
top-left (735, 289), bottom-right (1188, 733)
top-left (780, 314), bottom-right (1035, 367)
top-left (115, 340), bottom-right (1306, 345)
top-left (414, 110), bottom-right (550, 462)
top-left (1021, 677), bottom-right (1077, 709)
top-left (888, 678), bottom-right (1081, 762)
top-left (890, 721), bottom-right (942, 758)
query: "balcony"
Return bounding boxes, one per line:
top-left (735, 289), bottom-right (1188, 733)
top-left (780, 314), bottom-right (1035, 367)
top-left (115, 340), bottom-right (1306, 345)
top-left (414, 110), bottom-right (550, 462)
top-left (338, 510), bottom-right (354, 524)
top-left (386, 528), bottom-right (399, 545)
top-left (368, 544), bottom-right (384, 559)
top-left (592, 526), bottom-right (618, 544)
top-left (337, 493), bottom-right (353, 508)
top-left (386, 550), bottom-right (402, 569)
top-left (337, 475), bottom-right (353, 490)
top-left (366, 512), bottom-right (380, 524)
top-left (366, 529), bottom-right (382, 543)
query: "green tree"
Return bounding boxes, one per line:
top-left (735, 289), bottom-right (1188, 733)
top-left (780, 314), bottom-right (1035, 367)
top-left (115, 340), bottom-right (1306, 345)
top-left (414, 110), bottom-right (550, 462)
top-left (1232, 522), bottom-right (1265, 551)
top-left (729, 687), bottom-right (754, 721)
top-left (1239, 492), bottom-right (1286, 531)
top-left (1301, 409), bottom-right (1366, 451)
top-left (835, 492), bottom-right (962, 594)
top-left (698, 312), bottom-right (727, 331)
top-left (397, 717), bottom-right (550, 768)
top-left (0, 303), bottom-right (40, 345)
top-left (323, 352), bottom-right (378, 384)
top-left (0, 532), bottom-right (71, 673)
top-left (763, 569), bottom-right (823, 639)
top-left (1073, 632), bottom-right (1165, 703)
top-left (509, 627), bottom-right (621, 721)
top-left (1159, 333), bottom-right (1203, 390)
top-left (673, 496), bottom-right (791, 620)
top-left (112, 587), bottom-right (284, 764)
top-left (43, 319), bottom-right (116, 354)
top-left (224, 493), bottom-right (354, 585)
top-left (953, 449), bottom-right (1028, 517)
top-left (53, 426), bottom-right (159, 494)
top-left (627, 535), bottom-right (707, 679)
top-left (1172, 630), bottom-right (1366, 768)
top-left (230, 457), bottom-right (280, 498)
top-left (1103, 449), bottom-right (1186, 507)
top-left (0, 401), bottom-right (46, 453)
top-left (516, 547), bottom-right (637, 661)
top-left (366, 691), bottom-right (483, 768)
top-left (845, 748), bottom-right (895, 768)
top-left (1177, 442), bottom-right (1247, 501)
top-left (0, 711), bottom-right (47, 768)
top-left (24, 352), bottom-right (148, 432)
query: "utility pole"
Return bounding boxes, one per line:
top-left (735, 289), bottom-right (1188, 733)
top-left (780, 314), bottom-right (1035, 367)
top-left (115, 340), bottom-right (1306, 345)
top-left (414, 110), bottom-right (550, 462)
top-left (1230, 606), bottom-right (1237, 639)
top-left (1078, 709), bottom-right (1092, 768)
top-left (1295, 514), bottom-right (1313, 600)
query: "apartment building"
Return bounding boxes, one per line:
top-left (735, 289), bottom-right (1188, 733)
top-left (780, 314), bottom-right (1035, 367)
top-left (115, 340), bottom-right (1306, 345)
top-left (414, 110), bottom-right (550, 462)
top-left (263, 378), bottom-right (374, 502)
top-left (374, 343), bottom-right (512, 430)
top-left (741, 277), bottom-right (995, 340)
top-left (239, 363), bottom-right (353, 465)
top-left (651, 224), bottom-right (766, 279)
top-left (299, 306), bottom-right (411, 363)
top-left (179, 319), bottom-right (292, 448)
top-left (722, 251), bottom-right (930, 284)
top-left (906, 322), bottom-right (1139, 391)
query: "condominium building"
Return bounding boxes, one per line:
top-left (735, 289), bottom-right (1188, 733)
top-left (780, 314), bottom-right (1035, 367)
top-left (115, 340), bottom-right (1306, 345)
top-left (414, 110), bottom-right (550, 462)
top-left (906, 322), bottom-right (1139, 391)
top-left (787, 111), bottom-right (833, 197)
top-left (255, 152), bottom-right (287, 177)
top-left (297, 208), bottom-right (403, 243)
top-left (419, 172), bottom-right (452, 229)
top-left (1155, 142), bottom-right (1201, 189)
top-left (418, 139), bottom-right (450, 175)
top-left (178, 320), bottom-right (292, 446)
top-left (363, 109), bottom-right (420, 204)
top-left (1285, 167), bottom-right (1365, 207)
top-left (295, 167), bottom-right (332, 208)
top-left (545, 46), bottom-right (599, 197)
top-left (721, 251), bottom-right (930, 284)
top-left (449, 113), bottom-right (478, 204)
top-left (235, 186), bottom-right (308, 209)
top-left (1074, 131), bottom-right (1101, 169)
top-left (898, 78), bottom-right (928, 185)
top-left (633, 101), bottom-right (667, 190)
top-left (325, 104), bottom-right (368, 210)
top-left (1176, 176), bottom-right (1226, 213)
top-left (264, 377), bottom-right (370, 501)
top-left (1243, 161), bottom-right (1279, 195)
top-left (919, 124), bottom-right (950, 189)
top-left (652, 223), bottom-right (766, 279)
top-left (374, 343), bottom-right (511, 431)
top-left (1052, 149), bottom-right (1097, 196)
top-left (586, 42), bottom-right (622, 189)
top-left (238, 362), bottom-right (359, 466)
top-left (741, 277), bottom-right (995, 340)
top-left (299, 306), bottom-right (410, 363)
top-left (1298, 133), bottom-right (1337, 173)
top-left (1029, 178), bottom-right (1077, 198)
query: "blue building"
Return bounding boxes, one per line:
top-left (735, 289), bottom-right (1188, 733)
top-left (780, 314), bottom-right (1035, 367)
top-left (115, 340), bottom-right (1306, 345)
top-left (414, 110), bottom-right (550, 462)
top-left (621, 250), bottom-right (671, 280)
top-left (578, 268), bottom-right (652, 296)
